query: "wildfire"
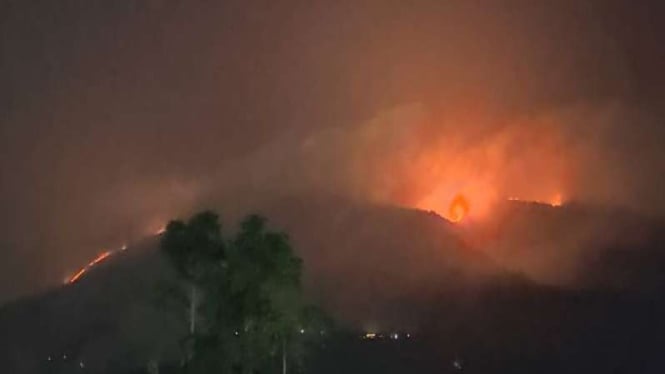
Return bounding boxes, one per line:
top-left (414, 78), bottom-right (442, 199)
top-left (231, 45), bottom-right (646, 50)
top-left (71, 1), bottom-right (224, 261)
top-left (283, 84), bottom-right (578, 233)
top-left (417, 188), bottom-right (564, 224)
top-left (550, 193), bottom-right (563, 207)
top-left (507, 193), bottom-right (564, 207)
top-left (91, 251), bottom-right (112, 265)
top-left (448, 194), bottom-right (470, 222)
top-left (67, 268), bottom-right (87, 284)
top-left (66, 250), bottom-right (113, 284)
top-left (66, 222), bottom-right (168, 285)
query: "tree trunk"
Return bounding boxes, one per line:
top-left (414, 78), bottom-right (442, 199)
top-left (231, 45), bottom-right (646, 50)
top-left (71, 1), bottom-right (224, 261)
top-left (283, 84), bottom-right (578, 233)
top-left (185, 285), bottom-right (197, 371)
top-left (282, 337), bottom-right (287, 374)
top-left (189, 285), bottom-right (197, 334)
top-left (147, 359), bottom-right (159, 374)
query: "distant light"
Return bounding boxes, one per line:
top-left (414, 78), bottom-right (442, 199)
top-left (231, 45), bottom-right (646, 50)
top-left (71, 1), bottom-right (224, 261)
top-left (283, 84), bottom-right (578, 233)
top-left (406, 333), bottom-right (411, 338)
top-left (79, 361), bottom-right (85, 368)
top-left (47, 356), bottom-right (51, 361)
top-left (363, 332), bottom-right (376, 339)
top-left (453, 359), bottom-right (463, 370)
top-left (121, 244), bottom-right (128, 251)
top-left (391, 333), bottom-right (399, 340)
top-left (63, 354), bottom-right (67, 360)
top-left (234, 331), bottom-right (239, 336)
top-left (299, 328), bottom-right (305, 334)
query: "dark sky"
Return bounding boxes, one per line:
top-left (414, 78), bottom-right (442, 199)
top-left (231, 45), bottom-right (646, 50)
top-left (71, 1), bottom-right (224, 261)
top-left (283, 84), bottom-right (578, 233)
top-left (1, 0), bottom-right (664, 303)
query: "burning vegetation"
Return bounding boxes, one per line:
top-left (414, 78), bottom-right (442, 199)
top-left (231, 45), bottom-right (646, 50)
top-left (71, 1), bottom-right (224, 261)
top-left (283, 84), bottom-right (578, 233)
top-left (66, 251), bottom-right (113, 284)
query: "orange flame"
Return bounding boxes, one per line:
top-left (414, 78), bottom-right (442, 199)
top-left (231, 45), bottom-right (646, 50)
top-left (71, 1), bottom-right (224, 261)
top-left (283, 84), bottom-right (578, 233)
top-left (66, 219), bottom-right (168, 285)
top-left (448, 194), bottom-right (470, 222)
top-left (67, 268), bottom-right (87, 284)
top-left (508, 193), bottom-right (564, 207)
top-left (67, 250), bottom-right (113, 284)
top-left (550, 193), bottom-right (563, 207)
top-left (91, 251), bottom-right (112, 265)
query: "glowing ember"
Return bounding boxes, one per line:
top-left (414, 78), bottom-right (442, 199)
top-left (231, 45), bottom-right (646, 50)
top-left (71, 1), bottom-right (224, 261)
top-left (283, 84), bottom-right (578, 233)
top-left (448, 194), bottom-right (470, 222)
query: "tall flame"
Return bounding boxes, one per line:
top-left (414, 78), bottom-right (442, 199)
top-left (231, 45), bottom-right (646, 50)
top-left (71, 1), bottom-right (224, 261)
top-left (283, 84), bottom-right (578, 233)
top-left (448, 194), bottom-right (470, 222)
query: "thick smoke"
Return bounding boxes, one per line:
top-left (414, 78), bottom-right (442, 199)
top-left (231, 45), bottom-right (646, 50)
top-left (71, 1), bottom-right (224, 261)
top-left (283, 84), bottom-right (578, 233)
top-left (1, 0), bottom-right (664, 302)
top-left (206, 99), bottom-right (662, 221)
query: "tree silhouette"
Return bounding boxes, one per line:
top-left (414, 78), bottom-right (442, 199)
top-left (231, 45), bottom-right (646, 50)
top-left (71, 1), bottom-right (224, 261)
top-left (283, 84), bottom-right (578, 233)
top-left (160, 211), bottom-right (326, 373)
top-left (160, 210), bottom-right (225, 366)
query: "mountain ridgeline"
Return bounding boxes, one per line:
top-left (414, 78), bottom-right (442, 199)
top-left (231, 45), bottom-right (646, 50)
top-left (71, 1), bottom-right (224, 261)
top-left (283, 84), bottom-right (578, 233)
top-left (1, 196), bottom-right (665, 373)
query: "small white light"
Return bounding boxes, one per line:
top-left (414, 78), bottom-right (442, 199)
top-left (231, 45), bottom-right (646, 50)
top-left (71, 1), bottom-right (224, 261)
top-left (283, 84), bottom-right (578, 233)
top-left (234, 331), bottom-right (239, 336)
top-left (63, 354), bottom-right (67, 359)
top-left (299, 328), bottom-right (305, 334)
top-left (79, 361), bottom-right (85, 368)
top-left (47, 356), bottom-right (51, 361)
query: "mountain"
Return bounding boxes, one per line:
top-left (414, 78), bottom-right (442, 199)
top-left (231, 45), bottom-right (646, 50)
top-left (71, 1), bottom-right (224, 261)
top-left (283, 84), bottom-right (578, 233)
top-left (1, 195), bottom-right (664, 373)
top-left (466, 199), bottom-right (665, 290)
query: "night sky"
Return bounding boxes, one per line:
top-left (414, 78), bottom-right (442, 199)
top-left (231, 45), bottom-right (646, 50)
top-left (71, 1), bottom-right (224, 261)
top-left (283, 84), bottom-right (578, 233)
top-left (1, 0), bottom-right (664, 303)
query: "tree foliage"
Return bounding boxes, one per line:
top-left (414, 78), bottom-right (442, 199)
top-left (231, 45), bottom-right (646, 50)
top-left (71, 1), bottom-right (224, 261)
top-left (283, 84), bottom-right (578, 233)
top-left (161, 210), bottom-right (225, 283)
top-left (160, 211), bottom-right (327, 373)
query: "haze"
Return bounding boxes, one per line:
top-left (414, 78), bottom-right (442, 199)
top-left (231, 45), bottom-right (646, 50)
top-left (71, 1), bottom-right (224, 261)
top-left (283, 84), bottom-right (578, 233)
top-left (1, 0), bottom-right (664, 303)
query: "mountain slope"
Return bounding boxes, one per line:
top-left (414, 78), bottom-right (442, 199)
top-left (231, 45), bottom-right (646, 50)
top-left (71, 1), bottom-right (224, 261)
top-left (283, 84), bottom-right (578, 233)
top-left (1, 196), bottom-right (664, 373)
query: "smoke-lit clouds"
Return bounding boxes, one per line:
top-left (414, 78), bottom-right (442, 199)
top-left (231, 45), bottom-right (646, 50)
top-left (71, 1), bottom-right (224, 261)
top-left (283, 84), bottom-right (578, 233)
top-left (221, 98), bottom-right (661, 221)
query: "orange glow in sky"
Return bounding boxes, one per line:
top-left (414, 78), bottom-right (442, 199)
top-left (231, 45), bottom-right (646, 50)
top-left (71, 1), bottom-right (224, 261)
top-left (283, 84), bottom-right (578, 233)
top-left (391, 107), bottom-right (570, 223)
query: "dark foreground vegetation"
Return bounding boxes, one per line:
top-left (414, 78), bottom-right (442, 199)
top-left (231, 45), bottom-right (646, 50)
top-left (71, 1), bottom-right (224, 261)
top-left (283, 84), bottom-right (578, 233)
top-left (158, 211), bottom-right (331, 373)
